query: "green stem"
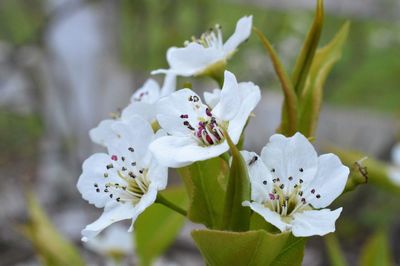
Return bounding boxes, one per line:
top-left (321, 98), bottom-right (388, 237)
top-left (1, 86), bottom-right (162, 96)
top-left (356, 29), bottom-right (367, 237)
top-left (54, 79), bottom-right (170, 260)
top-left (156, 194), bottom-right (187, 216)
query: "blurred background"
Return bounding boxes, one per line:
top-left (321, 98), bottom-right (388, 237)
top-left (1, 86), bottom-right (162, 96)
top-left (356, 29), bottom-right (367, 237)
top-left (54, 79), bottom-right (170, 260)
top-left (0, 0), bottom-right (399, 265)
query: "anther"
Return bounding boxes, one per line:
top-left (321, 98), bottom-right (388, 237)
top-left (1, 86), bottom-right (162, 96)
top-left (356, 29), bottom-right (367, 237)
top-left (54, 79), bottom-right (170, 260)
top-left (263, 180), bottom-right (267, 185)
top-left (299, 168), bottom-right (304, 172)
top-left (279, 184), bottom-right (284, 189)
top-left (271, 168), bottom-right (276, 173)
top-left (299, 191), bottom-right (303, 196)
top-left (288, 176), bottom-right (293, 181)
top-left (104, 173), bottom-right (108, 177)
top-left (180, 114), bottom-right (189, 119)
top-left (299, 179), bottom-right (303, 184)
top-left (316, 194), bottom-right (321, 199)
top-left (131, 162), bottom-right (136, 166)
top-left (129, 172), bottom-right (135, 178)
top-left (121, 156), bottom-right (125, 161)
top-left (116, 197), bottom-right (121, 202)
top-left (311, 189), bottom-right (315, 194)
top-left (128, 147), bottom-right (134, 152)
top-left (96, 188), bottom-right (100, 192)
top-left (109, 194), bottom-right (113, 198)
top-left (121, 167), bottom-right (127, 171)
top-left (111, 155), bottom-right (118, 161)
top-left (301, 198), bottom-right (306, 204)
top-left (106, 164), bottom-right (113, 169)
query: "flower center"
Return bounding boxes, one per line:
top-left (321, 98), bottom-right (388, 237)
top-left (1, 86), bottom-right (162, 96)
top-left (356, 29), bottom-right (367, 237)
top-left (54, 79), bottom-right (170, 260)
top-left (185, 24), bottom-right (223, 50)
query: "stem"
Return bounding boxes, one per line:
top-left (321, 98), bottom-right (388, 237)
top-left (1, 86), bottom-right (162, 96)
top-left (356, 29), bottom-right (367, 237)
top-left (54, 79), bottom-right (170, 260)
top-left (219, 152), bottom-right (230, 164)
top-left (156, 194), bottom-right (187, 216)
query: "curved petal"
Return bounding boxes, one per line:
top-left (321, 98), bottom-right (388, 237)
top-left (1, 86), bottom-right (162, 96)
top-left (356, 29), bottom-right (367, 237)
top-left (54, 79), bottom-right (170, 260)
top-left (223, 16), bottom-right (253, 53)
top-left (241, 150), bottom-right (273, 202)
top-left (304, 154), bottom-right (349, 209)
top-left (291, 208), bottom-right (342, 237)
top-left (150, 135), bottom-right (229, 168)
top-left (81, 202), bottom-right (136, 241)
top-left (242, 201), bottom-right (291, 232)
top-left (212, 71), bottom-right (240, 121)
top-left (204, 88), bottom-right (221, 109)
top-left (130, 79), bottom-right (160, 103)
top-left (153, 43), bottom-right (224, 77)
top-left (77, 153), bottom-right (120, 208)
top-left (260, 133), bottom-right (318, 191)
top-left (89, 119), bottom-right (117, 147)
top-left (392, 143), bottom-right (400, 166)
top-left (160, 72), bottom-right (177, 97)
top-left (147, 159), bottom-right (168, 189)
top-left (227, 81), bottom-right (261, 143)
top-left (121, 102), bottom-right (156, 123)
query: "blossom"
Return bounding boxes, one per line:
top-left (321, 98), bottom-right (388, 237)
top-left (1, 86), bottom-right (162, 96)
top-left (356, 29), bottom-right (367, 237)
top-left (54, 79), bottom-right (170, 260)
top-left (392, 143), bottom-right (400, 166)
top-left (242, 133), bottom-right (349, 237)
top-left (90, 73), bottom-right (176, 146)
top-left (388, 143), bottom-right (400, 185)
top-left (149, 70), bottom-right (260, 168)
top-left (84, 224), bottom-right (134, 257)
top-left (78, 115), bottom-right (168, 241)
top-left (152, 16), bottom-right (252, 77)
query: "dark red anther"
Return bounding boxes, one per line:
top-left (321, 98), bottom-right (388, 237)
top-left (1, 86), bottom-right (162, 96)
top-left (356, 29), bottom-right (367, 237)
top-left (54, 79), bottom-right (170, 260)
top-left (205, 134), bottom-right (214, 145)
top-left (269, 193), bottom-right (275, 200)
top-left (111, 155), bottom-right (118, 161)
top-left (180, 114), bottom-right (189, 119)
top-left (205, 108), bottom-right (212, 117)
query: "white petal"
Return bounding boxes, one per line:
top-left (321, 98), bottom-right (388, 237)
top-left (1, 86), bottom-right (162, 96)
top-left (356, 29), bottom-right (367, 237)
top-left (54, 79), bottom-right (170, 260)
top-left (388, 167), bottom-right (400, 186)
top-left (241, 150), bottom-right (273, 202)
top-left (260, 132), bottom-right (318, 189)
top-left (81, 202), bottom-right (136, 241)
top-left (147, 159), bottom-right (168, 190)
top-left (392, 143), bottom-right (400, 166)
top-left (156, 89), bottom-right (208, 135)
top-left (121, 102), bottom-right (156, 123)
top-left (130, 79), bottom-right (160, 103)
top-left (242, 201), bottom-right (291, 232)
top-left (77, 153), bottom-right (120, 208)
top-left (223, 16), bottom-right (253, 53)
top-left (160, 72), bottom-right (177, 97)
top-left (304, 154), bottom-right (349, 209)
top-left (227, 81), bottom-right (261, 143)
top-left (212, 71), bottom-right (240, 121)
top-left (204, 88), bottom-right (221, 109)
top-left (89, 119), bottom-right (117, 147)
top-left (150, 135), bottom-right (229, 168)
top-left (291, 208), bottom-right (342, 237)
top-left (153, 43), bottom-right (224, 77)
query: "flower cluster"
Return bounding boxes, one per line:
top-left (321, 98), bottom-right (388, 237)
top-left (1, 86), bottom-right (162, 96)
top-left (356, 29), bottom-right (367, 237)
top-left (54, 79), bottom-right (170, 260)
top-left (77, 15), bottom-right (349, 244)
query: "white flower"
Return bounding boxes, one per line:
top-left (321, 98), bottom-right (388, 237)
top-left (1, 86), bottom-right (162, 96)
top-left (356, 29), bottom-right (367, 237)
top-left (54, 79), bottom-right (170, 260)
top-left (388, 143), bottom-right (400, 185)
top-left (78, 115), bottom-right (168, 241)
top-left (149, 70), bottom-right (260, 168)
top-left (90, 73), bottom-right (176, 146)
top-left (242, 133), bottom-right (349, 237)
top-left (391, 143), bottom-right (400, 166)
top-left (84, 224), bottom-right (134, 257)
top-left (152, 16), bottom-right (252, 77)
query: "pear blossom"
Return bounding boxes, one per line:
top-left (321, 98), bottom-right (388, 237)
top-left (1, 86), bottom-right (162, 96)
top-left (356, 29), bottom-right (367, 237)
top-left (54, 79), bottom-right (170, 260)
top-left (242, 133), bottom-right (349, 237)
top-left (152, 16), bottom-right (252, 77)
top-left (149, 71), bottom-right (260, 168)
top-left (388, 143), bottom-right (400, 185)
top-left (90, 73), bottom-right (176, 146)
top-left (78, 115), bottom-right (167, 241)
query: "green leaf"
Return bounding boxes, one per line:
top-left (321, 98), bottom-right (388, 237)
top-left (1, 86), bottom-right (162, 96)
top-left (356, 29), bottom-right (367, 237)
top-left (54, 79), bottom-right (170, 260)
top-left (298, 22), bottom-right (350, 137)
top-left (20, 194), bottom-right (85, 266)
top-left (177, 157), bottom-right (228, 229)
top-left (360, 231), bottom-right (393, 266)
top-left (135, 186), bottom-right (188, 266)
top-left (222, 131), bottom-right (251, 231)
top-left (192, 229), bottom-right (306, 266)
top-left (254, 27), bottom-right (298, 136)
top-left (324, 234), bottom-right (348, 266)
top-left (291, 0), bottom-right (324, 95)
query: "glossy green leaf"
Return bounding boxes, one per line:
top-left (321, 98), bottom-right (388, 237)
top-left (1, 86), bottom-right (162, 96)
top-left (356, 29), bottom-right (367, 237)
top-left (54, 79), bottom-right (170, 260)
top-left (135, 186), bottom-right (188, 266)
top-left (291, 0), bottom-right (324, 95)
top-left (360, 231), bottom-right (393, 266)
top-left (254, 27), bottom-right (298, 136)
top-left (222, 131), bottom-right (251, 231)
top-left (177, 157), bottom-right (228, 228)
top-left (20, 194), bottom-right (85, 266)
top-left (324, 234), bottom-right (348, 266)
top-left (298, 22), bottom-right (350, 137)
top-left (192, 229), bottom-right (306, 266)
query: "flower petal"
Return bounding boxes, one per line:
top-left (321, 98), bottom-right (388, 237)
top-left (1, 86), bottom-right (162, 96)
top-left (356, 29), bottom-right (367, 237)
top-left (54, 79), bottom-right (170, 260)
top-left (242, 201), bottom-right (291, 232)
top-left (304, 154), bottom-right (349, 209)
top-left (152, 43), bottom-right (224, 76)
top-left (227, 81), bottom-right (261, 143)
top-left (121, 102), bottom-right (156, 123)
top-left (241, 150), bottom-right (273, 202)
top-left (204, 88), bottom-right (221, 109)
top-left (89, 119), bottom-right (117, 147)
top-left (150, 135), bottom-right (229, 168)
top-left (291, 208), bottom-right (342, 237)
top-left (260, 132), bottom-right (318, 190)
top-left (81, 202), bottom-right (136, 241)
top-left (212, 71), bottom-right (240, 121)
top-left (160, 72), bottom-right (177, 97)
top-left (392, 143), bottom-right (400, 166)
top-left (130, 79), bottom-right (160, 103)
top-left (223, 16), bottom-right (253, 53)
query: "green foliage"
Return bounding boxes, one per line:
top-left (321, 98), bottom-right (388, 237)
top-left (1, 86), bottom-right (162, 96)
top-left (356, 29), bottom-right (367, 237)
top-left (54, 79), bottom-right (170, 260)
top-left (324, 234), bottom-right (348, 266)
top-left (291, 0), bottom-right (324, 96)
top-left (192, 229), bottom-right (306, 266)
top-left (360, 231), bottom-right (393, 266)
top-left (222, 131), bottom-right (251, 231)
top-left (297, 22), bottom-right (350, 137)
top-left (135, 186), bottom-right (188, 266)
top-left (178, 157), bottom-right (228, 229)
top-left (20, 194), bottom-right (85, 266)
